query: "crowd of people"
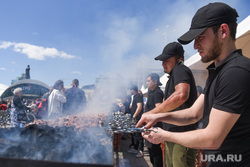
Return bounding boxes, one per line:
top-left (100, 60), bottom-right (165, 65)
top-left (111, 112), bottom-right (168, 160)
top-left (0, 79), bottom-right (87, 128)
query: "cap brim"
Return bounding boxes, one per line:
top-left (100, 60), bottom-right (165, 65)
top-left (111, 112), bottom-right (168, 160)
top-left (154, 53), bottom-right (172, 61)
top-left (178, 27), bottom-right (207, 45)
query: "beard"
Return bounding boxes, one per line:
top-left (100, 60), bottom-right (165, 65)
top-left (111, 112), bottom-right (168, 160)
top-left (201, 35), bottom-right (223, 63)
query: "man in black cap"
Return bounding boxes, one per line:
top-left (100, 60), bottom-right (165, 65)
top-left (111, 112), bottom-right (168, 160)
top-left (145, 73), bottom-right (164, 167)
top-left (137, 2), bottom-right (250, 167)
top-left (143, 41), bottom-right (198, 167)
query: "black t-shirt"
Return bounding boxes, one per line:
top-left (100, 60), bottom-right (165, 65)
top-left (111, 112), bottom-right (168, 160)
top-left (64, 87), bottom-right (86, 113)
top-left (145, 87), bottom-right (163, 112)
top-left (163, 62), bottom-right (197, 132)
top-left (13, 95), bottom-right (26, 111)
top-left (131, 93), bottom-right (143, 120)
top-left (145, 87), bottom-right (163, 127)
top-left (203, 50), bottom-right (250, 163)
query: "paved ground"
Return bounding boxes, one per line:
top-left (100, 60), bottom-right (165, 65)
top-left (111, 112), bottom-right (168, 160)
top-left (113, 134), bottom-right (153, 167)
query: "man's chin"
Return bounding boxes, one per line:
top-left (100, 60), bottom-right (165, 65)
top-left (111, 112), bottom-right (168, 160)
top-left (201, 57), bottom-right (213, 63)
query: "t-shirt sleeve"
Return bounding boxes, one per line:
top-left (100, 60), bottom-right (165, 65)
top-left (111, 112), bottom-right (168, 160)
top-left (213, 67), bottom-right (250, 114)
top-left (135, 95), bottom-right (143, 104)
top-left (172, 65), bottom-right (192, 86)
top-left (154, 90), bottom-right (164, 104)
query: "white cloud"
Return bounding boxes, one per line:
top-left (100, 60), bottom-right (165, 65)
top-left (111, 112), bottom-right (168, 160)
top-left (0, 68), bottom-right (7, 71)
top-left (0, 41), bottom-right (12, 49)
top-left (71, 71), bottom-right (82, 75)
top-left (0, 41), bottom-right (76, 60)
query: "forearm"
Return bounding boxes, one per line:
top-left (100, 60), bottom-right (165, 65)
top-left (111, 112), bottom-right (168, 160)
top-left (133, 107), bottom-right (142, 118)
top-left (157, 95), bottom-right (204, 125)
top-left (150, 91), bottom-right (187, 114)
top-left (162, 129), bottom-right (219, 150)
top-left (158, 108), bottom-right (200, 126)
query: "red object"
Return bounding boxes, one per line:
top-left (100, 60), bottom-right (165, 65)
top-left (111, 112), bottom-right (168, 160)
top-left (0, 104), bottom-right (7, 111)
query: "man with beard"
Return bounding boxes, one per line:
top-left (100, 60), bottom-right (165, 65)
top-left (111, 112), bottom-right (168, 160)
top-left (137, 2), bottom-right (250, 167)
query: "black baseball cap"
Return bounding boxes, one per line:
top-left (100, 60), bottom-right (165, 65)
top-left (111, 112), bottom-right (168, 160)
top-left (130, 85), bottom-right (138, 92)
top-left (147, 73), bottom-right (162, 86)
top-left (178, 2), bottom-right (238, 45)
top-left (155, 42), bottom-right (184, 61)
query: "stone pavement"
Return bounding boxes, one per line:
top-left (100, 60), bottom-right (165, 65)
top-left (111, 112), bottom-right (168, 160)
top-left (114, 134), bottom-right (153, 167)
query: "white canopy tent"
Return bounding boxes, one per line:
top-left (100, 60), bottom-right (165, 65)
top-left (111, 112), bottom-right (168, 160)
top-left (0, 84), bottom-right (8, 97)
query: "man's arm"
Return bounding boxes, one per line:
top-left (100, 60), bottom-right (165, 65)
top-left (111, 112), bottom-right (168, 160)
top-left (155, 103), bottom-right (161, 107)
top-left (137, 95), bottom-right (204, 128)
top-left (133, 102), bottom-right (142, 119)
top-left (149, 83), bottom-right (190, 114)
top-left (143, 107), bottom-right (240, 149)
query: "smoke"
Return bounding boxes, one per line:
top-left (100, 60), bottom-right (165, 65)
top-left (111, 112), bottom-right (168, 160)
top-left (0, 125), bottom-right (113, 165)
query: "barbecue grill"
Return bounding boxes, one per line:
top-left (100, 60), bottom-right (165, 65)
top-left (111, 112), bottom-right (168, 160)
top-left (0, 111), bottom-right (153, 167)
top-left (105, 111), bottom-right (157, 134)
top-left (0, 114), bottom-right (114, 167)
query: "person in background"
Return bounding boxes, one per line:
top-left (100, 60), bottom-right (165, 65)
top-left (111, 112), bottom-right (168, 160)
top-left (145, 73), bottom-right (164, 167)
top-left (139, 42), bottom-right (198, 167)
top-left (196, 86), bottom-right (203, 97)
top-left (48, 80), bottom-right (66, 119)
top-left (0, 98), bottom-right (7, 111)
top-left (138, 2), bottom-right (250, 166)
top-left (138, 90), bottom-right (147, 107)
top-left (38, 87), bottom-right (53, 119)
top-left (29, 101), bottom-right (38, 116)
top-left (128, 85), bottom-right (144, 158)
top-left (10, 88), bottom-right (28, 127)
top-left (63, 79), bottom-right (86, 115)
top-left (124, 95), bottom-right (131, 115)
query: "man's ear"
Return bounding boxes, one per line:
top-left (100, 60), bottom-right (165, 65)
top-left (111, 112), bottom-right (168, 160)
top-left (178, 58), bottom-right (184, 64)
top-left (220, 24), bottom-right (230, 39)
top-left (154, 80), bottom-right (158, 85)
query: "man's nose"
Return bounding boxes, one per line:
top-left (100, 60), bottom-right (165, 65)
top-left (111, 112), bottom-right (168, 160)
top-left (194, 39), bottom-right (199, 50)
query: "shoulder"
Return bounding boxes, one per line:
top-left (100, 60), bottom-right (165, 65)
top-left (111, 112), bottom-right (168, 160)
top-left (171, 63), bottom-right (194, 85)
top-left (53, 89), bottom-right (59, 93)
top-left (154, 87), bottom-right (163, 95)
top-left (135, 94), bottom-right (143, 101)
top-left (77, 87), bottom-right (85, 93)
top-left (231, 55), bottom-right (250, 71)
top-left (172, 63), bottom-right (192, 76)
top-left (52, 89), bottom-right (61, 95)
top-left (13, 96), bottom-right (19, 102)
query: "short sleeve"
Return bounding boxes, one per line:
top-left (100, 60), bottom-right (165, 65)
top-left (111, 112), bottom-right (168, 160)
top-left (172, 65), bottom-right (192, 86)
top-left (153, 90), bottom-right (164, 104)
top-left (136, 95), bottom-right (143, 104)
top-left (213, 67), bottom-right (250, 114)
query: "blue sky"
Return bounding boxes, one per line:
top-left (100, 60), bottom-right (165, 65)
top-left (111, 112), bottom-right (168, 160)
top-left (0, 0), bottom-right (249, 87)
